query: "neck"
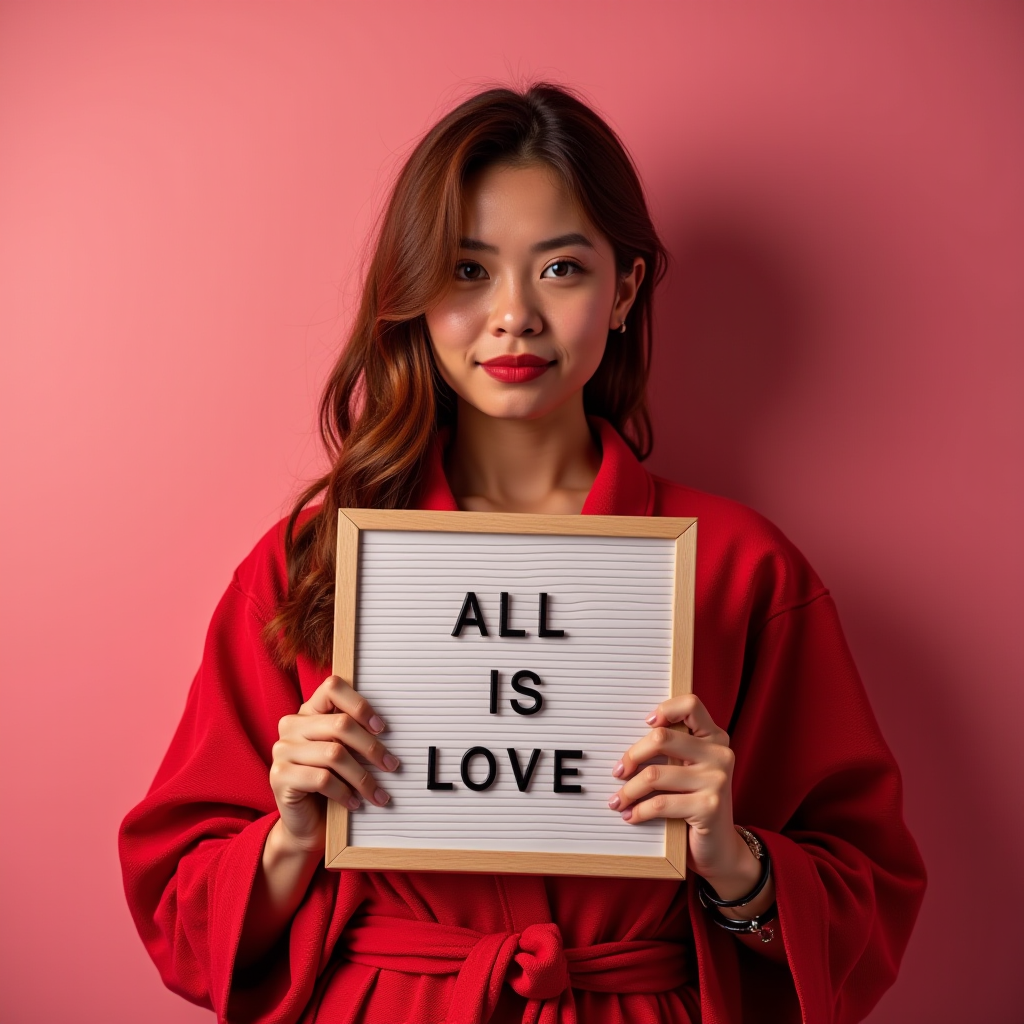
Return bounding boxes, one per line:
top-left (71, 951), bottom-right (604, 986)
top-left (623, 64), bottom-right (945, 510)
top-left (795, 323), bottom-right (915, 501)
top-left (445, 396), bottom-right (601, 514)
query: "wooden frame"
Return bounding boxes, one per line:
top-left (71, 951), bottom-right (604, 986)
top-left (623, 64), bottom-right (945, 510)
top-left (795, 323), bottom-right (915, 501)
top-left (326, 509), bottom-right (697, 879)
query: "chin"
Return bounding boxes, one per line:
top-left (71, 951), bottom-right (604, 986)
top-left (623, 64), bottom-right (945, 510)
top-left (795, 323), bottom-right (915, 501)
top-left (478, 401), bottom-right (554, 421)
top-left (478, 393), bottom-right (580, 424)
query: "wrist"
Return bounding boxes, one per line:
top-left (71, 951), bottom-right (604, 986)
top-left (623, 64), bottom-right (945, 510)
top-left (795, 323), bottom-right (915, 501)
top-left (698, 826), bottom-right (778, 942)
top-left (698, 827), bottom-right (761, 900)
top-left (266, 818), bottom-right (326, 864)
top-left (240, 818), bottom-right (323, 969)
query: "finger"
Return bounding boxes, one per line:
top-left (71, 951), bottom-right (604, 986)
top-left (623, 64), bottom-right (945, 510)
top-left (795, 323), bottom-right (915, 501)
top-left (618, 789), bottom-right (719, 826)
top-left (613, 726), bottom-right (734, 779)
top-left (270, 760), bottom-right (360, 811)
top-left (645, 693), bottom-right (729, 745)
top-left (297, 675), bottom-right (386, 735)
top-left (274, 737), bottom-right (391, 806)
top-left (279, 713), bottom-right (399, 773)
top-left (609, 763), bottom-right (728, 813)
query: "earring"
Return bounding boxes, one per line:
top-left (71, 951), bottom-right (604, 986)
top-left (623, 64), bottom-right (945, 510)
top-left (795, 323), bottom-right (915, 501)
top-left (617, 320), bottom-right (627, 333)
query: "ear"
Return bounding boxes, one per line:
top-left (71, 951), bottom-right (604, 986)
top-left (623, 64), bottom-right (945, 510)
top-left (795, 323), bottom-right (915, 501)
top-left (609, 257), bottom-right (646, 331)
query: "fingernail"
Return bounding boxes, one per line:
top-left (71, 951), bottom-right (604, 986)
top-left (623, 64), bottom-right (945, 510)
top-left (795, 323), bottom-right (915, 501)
top-left (607, 794), bottom-right (621, 810)
top-left (612, 762), bottom-right (625, 778)
top-left (383, 753), bottom-right (400, 771)
top-left (347, 796), bottom-right (361, 811)
top-left (373, 788), bottom-right (390, 806)
top-left (646, 713), bottom-right (658, 726)
top-left (620, 808), bottom-right (633, 822)
top-left (368, 715), bottom-right (385, 733)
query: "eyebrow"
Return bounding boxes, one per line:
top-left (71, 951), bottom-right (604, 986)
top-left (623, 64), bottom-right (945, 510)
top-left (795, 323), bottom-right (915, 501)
top-left (458, 232), bottom-right (596, 255)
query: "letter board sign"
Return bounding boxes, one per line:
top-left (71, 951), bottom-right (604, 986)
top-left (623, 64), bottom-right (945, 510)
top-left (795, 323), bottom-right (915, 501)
top-left (326, 509), bottom-right (696, 879)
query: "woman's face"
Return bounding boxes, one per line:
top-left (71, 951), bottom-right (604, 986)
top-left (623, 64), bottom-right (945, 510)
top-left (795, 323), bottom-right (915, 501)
top-left (425, 162), bottom-right (644, 422)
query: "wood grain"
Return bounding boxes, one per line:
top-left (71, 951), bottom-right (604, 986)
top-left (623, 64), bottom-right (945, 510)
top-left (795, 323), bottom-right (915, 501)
top-left (664, 522), bottom-right (698, 878)
top-left (343, 508), bottom-right (695, 539)
top-left (325, 511), bottom-right (360, 863)
top-left (326, 845), bottom-right (686, 879)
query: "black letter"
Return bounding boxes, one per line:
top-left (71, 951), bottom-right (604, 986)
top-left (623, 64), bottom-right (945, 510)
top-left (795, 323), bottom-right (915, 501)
top-left (451, 592), bottom-right (488, 637)
top-left (499, 592), bottom-right (527, 637)
top-left (554, 750), bottom-right (583, 793)
top-left (460, 746), bottom-right (497, 791)
top-left (507, 748), bottom-right (541, 792)
top-left (427, 746), bottom-right (454, 790)
top-left (510, 669), bottom-right (543, 715)
top-left (538, 592), bottom-right (565, 637)
top-left (489, 669), bottom-right (498, 714)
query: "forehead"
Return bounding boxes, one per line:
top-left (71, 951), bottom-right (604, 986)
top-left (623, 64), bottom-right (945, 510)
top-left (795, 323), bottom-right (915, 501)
top-left (460, 162), bottom-right (594, 242)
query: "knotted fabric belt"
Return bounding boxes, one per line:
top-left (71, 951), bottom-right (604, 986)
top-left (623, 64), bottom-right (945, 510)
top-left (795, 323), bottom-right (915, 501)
top-left (340, 914), bottom-right (689, 1024)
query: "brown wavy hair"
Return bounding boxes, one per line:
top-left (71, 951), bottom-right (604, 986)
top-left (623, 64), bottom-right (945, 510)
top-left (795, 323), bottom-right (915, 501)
top-left (268, 82), bottom-right (668, 667)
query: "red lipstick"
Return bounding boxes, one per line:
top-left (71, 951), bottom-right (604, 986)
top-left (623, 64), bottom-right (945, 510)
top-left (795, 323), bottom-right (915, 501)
top-left (479, 353), bottom-right (554, 383)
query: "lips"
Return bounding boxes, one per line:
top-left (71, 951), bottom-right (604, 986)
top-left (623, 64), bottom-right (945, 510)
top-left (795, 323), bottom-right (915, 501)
top-left (478, 353), bottom-right (555, 383)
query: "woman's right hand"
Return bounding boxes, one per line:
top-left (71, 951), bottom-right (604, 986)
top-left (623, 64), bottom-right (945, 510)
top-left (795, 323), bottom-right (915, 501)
top-left (269, 674), bottom-right (400, 854)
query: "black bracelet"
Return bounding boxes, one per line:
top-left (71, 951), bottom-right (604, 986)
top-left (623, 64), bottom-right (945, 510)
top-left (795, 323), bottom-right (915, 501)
top-left (702, 900), bottom-right (778, 943)
top-left (697, 849), bottom-right (771, 908)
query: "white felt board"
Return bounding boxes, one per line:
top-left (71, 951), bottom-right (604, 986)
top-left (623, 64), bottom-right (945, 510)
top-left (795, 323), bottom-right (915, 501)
top-left (347, 529), bottom-right (675, 858)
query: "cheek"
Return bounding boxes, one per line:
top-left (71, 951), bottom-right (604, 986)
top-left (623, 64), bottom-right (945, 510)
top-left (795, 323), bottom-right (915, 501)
top-left (549, 291), bottom-right (613, 369)
top-left (425, 301), bottom-right (482, 365)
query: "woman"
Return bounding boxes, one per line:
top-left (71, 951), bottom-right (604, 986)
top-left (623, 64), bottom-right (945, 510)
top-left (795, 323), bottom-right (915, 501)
top-left (119, 83), bottom-right (925, 1024)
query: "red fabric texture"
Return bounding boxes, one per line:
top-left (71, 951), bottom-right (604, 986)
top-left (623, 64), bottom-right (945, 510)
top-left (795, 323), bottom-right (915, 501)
top-left (118, 418), bottom-right (925, 1023)
top-left (337, 914), bottom-right (688, 1023)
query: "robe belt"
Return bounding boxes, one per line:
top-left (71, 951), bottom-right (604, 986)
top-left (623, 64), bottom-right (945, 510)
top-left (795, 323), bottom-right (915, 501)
top-left (340, 914), bottom-right (689, 1024)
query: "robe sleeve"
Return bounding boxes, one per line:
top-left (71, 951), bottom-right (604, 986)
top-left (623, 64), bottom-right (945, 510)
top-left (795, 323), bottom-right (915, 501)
top-left (118, 566), bottom-right (367, 1024)
top-left (694, 593), bottom-right (927, 1024)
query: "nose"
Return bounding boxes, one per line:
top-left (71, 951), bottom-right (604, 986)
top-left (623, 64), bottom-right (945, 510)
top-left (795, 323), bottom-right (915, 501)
top-left (489, 276), bottom-right (543, 338)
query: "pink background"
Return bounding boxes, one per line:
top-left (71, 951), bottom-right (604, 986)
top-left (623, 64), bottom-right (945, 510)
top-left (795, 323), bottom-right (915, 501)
top-left (1, 3), bottom-right (1022, 1021)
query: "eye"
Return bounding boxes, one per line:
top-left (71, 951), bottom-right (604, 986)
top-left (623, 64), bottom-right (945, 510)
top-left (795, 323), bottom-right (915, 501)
top-left (455, 261), bottom-right (488, 281)
top-left (541, 260), bottom-right (583, 279)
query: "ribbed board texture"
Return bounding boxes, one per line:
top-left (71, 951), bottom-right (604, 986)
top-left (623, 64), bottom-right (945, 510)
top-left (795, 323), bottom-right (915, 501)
top-left (349, 531), bottom-right (674, 856)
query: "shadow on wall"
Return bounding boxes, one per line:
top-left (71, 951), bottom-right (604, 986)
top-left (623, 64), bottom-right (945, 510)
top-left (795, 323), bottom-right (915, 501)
top-left (646, 213), bottom-right (808, 506)
top-left (645, 213), bottom-right (1018, 1018)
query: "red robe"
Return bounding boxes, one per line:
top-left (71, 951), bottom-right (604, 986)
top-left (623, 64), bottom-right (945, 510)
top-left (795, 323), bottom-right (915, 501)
top-left (119, 419), bottom-right (925, 1023)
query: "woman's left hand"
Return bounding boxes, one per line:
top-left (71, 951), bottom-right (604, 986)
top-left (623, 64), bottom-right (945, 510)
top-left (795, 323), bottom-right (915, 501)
top-left (608, 692), bottom-right (760, 900)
